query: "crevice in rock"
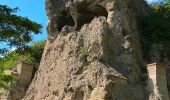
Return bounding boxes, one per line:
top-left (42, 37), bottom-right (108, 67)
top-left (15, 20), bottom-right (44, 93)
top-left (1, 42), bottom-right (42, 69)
top-left (57, 10), bottom-right (74, 31)
top-left (74, 90), bottom-right (84, 100)
top-left (88, 85), bottom-right (93, 92)
top-left (52, 90), bottom-right (59, 96)
top-left (105, 93), bottom-right (113, 100)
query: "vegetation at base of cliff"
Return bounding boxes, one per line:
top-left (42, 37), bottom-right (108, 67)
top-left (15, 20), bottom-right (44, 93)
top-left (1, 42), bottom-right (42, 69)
top-left (139, 0), bottom-right (170, 60)
top-left (0, 41), bottom-right (46, 90)
top-left (0, 74), bottom-right (13, 90)
top-left (0, 5), bottom-right (42, 55)
top-left (0, 67), bottom-right (13, 93)
top-left (0, 4), bottom-right (43, 91)
top-left (0, 41), bottom-right (45, 69)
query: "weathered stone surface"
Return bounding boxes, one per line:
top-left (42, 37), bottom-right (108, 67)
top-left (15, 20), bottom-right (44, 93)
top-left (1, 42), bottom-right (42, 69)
top-left (147, 63), bottom-right (170, 100)
top-left (23, 0), bottom-right (151, 100)
top-left (149, 43), bottom-right (170, 97)
top-left (7, 63), bottom-right (33, 100)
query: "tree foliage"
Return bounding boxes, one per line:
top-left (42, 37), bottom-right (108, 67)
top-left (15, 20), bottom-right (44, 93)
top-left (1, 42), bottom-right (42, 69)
top-left (0, 5), bottom-right (42, 54)
top-left (139, 0), bottom-right (170, 59)
top-left (0, 41), bottom-right (45, 69)
top-left (0, 41), bottom-right (45, 91)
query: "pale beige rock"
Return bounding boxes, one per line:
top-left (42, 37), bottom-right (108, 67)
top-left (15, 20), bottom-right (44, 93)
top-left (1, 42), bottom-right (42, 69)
top-left (147, 63), bottom-right (170, 100)
top-left (7, 63), bottom-right (33, 100)
top-left (23, 0), bottom-right (151, 100)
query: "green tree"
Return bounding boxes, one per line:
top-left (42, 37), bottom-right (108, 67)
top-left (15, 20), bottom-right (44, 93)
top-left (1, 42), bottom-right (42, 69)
top-left (0, 5), bottom-right (42, 54)
top-left (0, 41), bottom-right (45, 91)
top-left (139, 0), bottom-right (170, 60)
top-left (0, 4), bottom-right (42, 92)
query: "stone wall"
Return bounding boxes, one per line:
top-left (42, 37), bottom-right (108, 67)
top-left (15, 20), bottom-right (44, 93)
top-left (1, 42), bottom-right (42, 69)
top-left (147, 63), bottom-right (170, 100)
top-left (7, 63), bottom-right (33, 100)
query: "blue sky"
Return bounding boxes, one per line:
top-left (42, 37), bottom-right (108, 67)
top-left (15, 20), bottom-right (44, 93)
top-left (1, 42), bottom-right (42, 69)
top-left (0, 0), bottom-right (159, 50)
top-left (0, 0), bottom-right (48, 50)
top-left (148, 0), bottom-right (162, 3)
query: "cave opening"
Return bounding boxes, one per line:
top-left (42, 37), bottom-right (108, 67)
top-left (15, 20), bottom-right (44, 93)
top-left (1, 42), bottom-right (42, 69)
top-left (57, 10), bottom-right (75, 31)
top-left (57, 5), bottom-right (108, 31)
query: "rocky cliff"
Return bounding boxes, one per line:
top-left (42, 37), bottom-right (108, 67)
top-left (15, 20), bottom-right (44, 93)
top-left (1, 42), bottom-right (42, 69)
top-left (23, 0), bottom-right (159, 100)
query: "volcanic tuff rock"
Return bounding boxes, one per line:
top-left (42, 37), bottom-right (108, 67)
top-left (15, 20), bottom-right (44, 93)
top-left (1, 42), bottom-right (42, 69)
top-left (23, 0), bottom-right (151, 100)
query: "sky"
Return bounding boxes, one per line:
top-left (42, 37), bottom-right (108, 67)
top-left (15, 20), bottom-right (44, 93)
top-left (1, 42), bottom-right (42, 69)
top-left (0, 0), bottom-right (48, 50)
top-left (0, 0), bottom-right (159, 50)
top-left (147, 0), bottom-right (162, 3)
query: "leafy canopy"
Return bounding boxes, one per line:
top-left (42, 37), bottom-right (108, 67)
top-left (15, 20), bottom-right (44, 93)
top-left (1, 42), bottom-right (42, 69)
top-left (0, 41), bottom-right (45, 91)
top-left (0, 5), bottom-right (42, 54)
top-left (139, 0), bottom-right (170, 59)
top-left (0, 4), bottom-right (43, 92)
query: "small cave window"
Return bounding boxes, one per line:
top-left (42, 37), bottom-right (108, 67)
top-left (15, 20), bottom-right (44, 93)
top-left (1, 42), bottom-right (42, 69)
top-left (57, 11), bottom-right (74, 31)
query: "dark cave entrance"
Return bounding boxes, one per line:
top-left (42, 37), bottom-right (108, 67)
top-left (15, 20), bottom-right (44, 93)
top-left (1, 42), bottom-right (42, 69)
top-left (57, 5), bottom-right (108, 31)
top-left (57, 11), bottom-right (75, 31)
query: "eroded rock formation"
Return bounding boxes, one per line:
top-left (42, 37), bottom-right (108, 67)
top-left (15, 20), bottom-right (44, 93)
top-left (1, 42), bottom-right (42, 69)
top-left (23, 0), bottom-right (159, 100)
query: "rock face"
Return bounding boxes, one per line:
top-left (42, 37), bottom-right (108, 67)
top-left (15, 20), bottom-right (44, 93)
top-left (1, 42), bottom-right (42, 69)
top-left (23, 0), bottom-right (151, 100)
